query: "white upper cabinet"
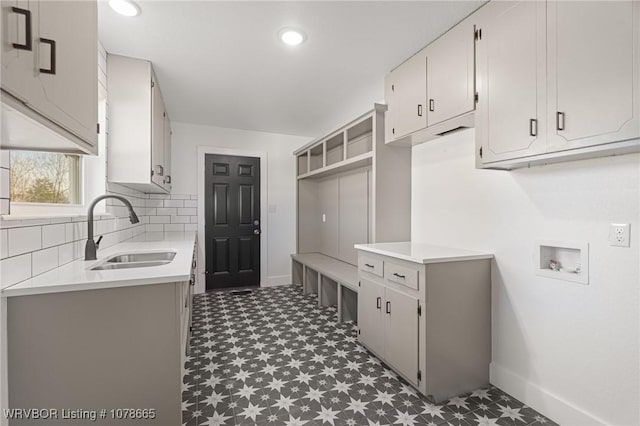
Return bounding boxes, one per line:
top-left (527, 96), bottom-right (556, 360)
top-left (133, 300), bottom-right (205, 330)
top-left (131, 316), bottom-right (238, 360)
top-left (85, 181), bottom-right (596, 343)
top-left (384, 49), bottom-right (427, 141)
top-left (151, 73), bottom-right (166, 188)
top-left (546, 0), bottom-right (639, 152)
top-left (475, 0), bottom-right (547, 164)
top-left (107, 55), bottom-right (172, 194)
top-left (0, 0), bottom-right (98, 154)
top-left (426, 21), bottom-right (475, 127)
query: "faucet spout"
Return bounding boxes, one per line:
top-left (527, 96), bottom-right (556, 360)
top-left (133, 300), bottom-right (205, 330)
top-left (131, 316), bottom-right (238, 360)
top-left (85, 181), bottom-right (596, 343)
top-left (85, 195), bottom-right (140, 261)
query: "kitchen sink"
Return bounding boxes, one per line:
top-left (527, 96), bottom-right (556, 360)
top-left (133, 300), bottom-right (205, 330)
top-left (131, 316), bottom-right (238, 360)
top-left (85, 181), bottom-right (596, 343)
top-left (91, 260), bottom-right (172, 271)
top-left (90, 251), bottom-right (177, 271)
top-left (106, 251), bottom-right (176, 263)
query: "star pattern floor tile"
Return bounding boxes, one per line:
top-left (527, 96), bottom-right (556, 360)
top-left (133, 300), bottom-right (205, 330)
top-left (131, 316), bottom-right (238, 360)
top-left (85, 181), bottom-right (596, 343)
top-left (182, 285), bottom-right (558, 426)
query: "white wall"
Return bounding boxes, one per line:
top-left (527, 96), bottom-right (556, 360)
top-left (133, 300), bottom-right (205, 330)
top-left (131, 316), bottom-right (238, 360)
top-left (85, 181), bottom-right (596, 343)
top-left (170, 122), bottom-right (311, 288)
top-left (411, 129), bottom-right (639, 426)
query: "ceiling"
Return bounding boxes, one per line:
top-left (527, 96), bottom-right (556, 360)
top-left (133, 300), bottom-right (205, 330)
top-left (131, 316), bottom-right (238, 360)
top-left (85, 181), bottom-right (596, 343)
top-left (98, 1), bottom-right (484, 138)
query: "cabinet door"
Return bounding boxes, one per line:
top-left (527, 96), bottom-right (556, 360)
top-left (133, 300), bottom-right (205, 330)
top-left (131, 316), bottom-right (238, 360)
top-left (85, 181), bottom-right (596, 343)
top-left (1, 0), bottom-right (35, 100)
top-left (476, 0), bottom-right (546, 163)
top-left (358, 278), bottom-right (385, 357)
top-left (163, 112), bottom-right (172, 191)
top-left (426, 20), bottom-right (475, 127)
top-left (547, 1), bottom-right (639, 151)
top-left (30, 0), bottom-right (97, 150)
top-left (151, 75), bottom-right (165, 187)
top-left (318, 177), bottom-right (339, 259)
top-left (386, 49), bottom-right (427, 140)
top-left (383, 286), bottom-right (419, 385)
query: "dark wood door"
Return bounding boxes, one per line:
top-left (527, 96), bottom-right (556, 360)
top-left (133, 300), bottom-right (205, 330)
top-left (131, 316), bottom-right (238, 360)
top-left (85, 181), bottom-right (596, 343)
top-left (205, 154), bottom-right (260, 290)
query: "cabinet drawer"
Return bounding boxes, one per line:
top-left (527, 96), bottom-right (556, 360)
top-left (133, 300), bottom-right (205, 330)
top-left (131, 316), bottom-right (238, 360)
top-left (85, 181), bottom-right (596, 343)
top-left (358, 256), bottom-right (384, 277)
top-left (384, 262), bottom-right (419, 290)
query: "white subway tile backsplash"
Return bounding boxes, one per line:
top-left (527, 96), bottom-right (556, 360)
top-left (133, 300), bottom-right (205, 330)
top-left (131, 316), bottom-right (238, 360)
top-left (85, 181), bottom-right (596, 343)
top-left (146, 224), bottom-right (164, 232)
top-left (65, 223), bottom-right (74, 242)
top-left (149, 194), bottom-right (170, 200)
top-left (1, 253), bottom-right (31, 289)
top-left (150, 216), bottom-right (170, 224)
top-left (8, 226), bottom-right (42, 256)
top-left (171, 216), bottom-right (190, 224)
top-left (145, 199), bottom-right (164, 208)
top-left (42, 224), bottom-right (66, 248)
top-left (171, 194), bottom-right (191, 200)
top-left (32, 246), bottom-right (59, 276)
top-left (0, 199), bottom-right (9, 215)
top-left (191, 216), bottom-right (199, 224)
top-left (164, 224), bottom-right (184, 232)
top-left (58, 243), bottom-right (74, 265)
top-left (164, 199), bottom-right (183, 208)
top-left (156, 207), bottom-right (177, 216)
top-left (0, 149), bottom-right (9, 169)
top-left (1, 168), bottom-right (9, 198)
top-left (184, 224), bottom-right (198, 232)
top-left (184, 200), bottom-right (197, 208)
top-left (1, 229), bottom-right (7, 259)
top-left (178, 208), bottom-right (196, 216)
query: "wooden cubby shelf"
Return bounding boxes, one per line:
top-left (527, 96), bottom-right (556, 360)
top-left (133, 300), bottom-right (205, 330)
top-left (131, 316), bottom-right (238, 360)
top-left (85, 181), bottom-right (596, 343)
top-left (292, 103), bottom-right (412, 321)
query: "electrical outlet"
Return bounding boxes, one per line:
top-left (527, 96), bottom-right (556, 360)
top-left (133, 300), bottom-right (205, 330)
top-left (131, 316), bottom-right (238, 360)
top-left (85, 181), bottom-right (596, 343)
top-left (322, 214), bottom-right (326, 223)
top-left (609, 223), bottom-right (631, 247)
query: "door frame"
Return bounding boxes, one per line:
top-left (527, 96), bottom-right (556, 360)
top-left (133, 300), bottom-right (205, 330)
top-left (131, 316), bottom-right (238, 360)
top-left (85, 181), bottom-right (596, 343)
top-left (197, 146), bottom-right (268, 293)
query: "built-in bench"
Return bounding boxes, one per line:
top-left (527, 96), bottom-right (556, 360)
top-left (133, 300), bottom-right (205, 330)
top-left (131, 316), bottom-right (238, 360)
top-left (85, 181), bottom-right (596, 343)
top-left (291, 253), bottom-right (358, 323)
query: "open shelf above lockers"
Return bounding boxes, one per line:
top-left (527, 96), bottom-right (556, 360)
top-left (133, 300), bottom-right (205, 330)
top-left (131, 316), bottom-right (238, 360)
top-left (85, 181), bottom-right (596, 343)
top-left (293, 103), bottom-right (412, 266)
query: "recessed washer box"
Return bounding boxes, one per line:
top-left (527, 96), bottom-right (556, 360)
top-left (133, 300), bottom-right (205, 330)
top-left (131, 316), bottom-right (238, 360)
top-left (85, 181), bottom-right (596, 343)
top-left (535, 240), bottom-right (589, 285)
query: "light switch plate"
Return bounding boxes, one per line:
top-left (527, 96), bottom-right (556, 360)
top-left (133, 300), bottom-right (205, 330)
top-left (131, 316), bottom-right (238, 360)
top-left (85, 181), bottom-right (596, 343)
top-left (609, 223), bottom-right (630, 247)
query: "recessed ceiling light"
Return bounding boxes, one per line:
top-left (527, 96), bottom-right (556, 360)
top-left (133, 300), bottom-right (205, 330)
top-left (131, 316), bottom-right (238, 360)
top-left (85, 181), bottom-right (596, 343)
top-left (109, 0), bottom-right (140, 17)
top-left (279, 28), bottom-right (306, 46)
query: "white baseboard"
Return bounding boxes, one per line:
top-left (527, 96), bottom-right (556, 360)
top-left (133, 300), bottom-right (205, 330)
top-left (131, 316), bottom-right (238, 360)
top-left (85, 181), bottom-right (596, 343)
top-left (490, 363), bottom-right (607, 426)
top-left (262, 275), bottom-right (291, 287)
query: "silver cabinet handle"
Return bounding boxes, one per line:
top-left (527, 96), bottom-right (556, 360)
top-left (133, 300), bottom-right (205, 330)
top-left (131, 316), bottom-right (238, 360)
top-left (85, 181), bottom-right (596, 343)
top-left (429, 99), bottom-right (435, 112)
top-left (556, 112), bottom-right (565, 131)
top-left (417, 104), bottom-right (423, 117)
top-left (529, 119), bottom-right (537, 137)
top-left (386, 301), bottom-right (391, 314)
top-left (376, 297), bottom-right (381, 309)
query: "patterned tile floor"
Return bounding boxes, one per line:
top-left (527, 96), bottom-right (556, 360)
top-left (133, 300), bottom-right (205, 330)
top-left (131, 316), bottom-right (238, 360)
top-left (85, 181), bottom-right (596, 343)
top-left (182, 285), bottom-right (558, 426)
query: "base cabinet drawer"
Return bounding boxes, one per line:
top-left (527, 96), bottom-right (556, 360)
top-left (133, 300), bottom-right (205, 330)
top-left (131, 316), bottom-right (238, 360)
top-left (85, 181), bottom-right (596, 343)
top-left (384, 261), bottom-right (419, 290)
top-left (358, 255), bottom-right (384, 277)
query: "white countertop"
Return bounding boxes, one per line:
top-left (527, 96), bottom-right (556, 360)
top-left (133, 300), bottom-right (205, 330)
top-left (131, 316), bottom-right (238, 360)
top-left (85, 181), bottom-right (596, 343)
top-left (2, 232), bottom-right (197, 297)
top-left (354, 242), bottom-right (494, 264)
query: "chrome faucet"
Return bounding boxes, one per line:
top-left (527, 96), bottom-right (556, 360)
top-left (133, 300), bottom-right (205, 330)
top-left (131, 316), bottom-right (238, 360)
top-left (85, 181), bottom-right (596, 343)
top-left (85, 195), bottom-right (140, 261)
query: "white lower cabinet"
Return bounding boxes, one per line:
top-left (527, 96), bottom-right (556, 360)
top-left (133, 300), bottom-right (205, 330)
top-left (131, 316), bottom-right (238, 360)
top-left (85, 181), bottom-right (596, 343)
top-left (358, 275), bottom-right (420, 387)
top-left (356, 247), bottom-right (492, 403)
top-left (382, 286), bottom-right (419, 384)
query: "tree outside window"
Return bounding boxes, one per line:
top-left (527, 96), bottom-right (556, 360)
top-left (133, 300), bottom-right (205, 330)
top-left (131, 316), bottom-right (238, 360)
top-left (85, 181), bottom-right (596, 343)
top-left (10, 151), bottom-right (81, 204)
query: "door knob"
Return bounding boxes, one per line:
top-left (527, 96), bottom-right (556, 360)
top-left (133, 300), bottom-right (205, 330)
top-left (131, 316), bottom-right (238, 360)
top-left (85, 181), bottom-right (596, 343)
top-left (253, 229), bottom-right (261, 235)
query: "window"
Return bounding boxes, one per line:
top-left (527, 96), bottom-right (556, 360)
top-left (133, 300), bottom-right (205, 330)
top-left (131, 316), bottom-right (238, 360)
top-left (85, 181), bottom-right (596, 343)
top-left (10, 150), bottom-right (81, 205)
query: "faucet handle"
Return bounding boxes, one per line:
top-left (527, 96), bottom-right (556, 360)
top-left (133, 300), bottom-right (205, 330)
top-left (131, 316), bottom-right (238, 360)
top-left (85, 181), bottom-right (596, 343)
top-left (96, 235), bottom-right (103, 248)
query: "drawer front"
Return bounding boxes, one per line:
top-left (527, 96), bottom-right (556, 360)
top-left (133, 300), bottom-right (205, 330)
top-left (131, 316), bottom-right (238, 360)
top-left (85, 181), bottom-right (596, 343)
top-left (359, 256), bottom-right (384, 277)
top-left (384, 262), bottom-right (419, 290)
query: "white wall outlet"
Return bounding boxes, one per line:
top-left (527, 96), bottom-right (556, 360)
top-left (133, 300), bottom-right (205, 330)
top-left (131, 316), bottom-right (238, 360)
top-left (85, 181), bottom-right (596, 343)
top-left (609, 223), bottom-right (631, 247)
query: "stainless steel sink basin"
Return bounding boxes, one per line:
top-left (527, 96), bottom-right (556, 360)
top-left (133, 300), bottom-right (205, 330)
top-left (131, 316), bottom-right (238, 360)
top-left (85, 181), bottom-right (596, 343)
top-left (91, 260), bottom-right (172, 271)
top-left (106, 251), bottom-right (176, 263)
top-left (90, 251), bottom-right (177, 271)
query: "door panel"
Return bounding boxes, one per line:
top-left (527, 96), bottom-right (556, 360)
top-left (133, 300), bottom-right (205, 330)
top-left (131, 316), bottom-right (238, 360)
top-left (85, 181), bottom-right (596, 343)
top-left (151, 75), bottom-right (164, 186)
top-left (338, 170), bottom-right (369, 265)
top-left (476, 0), bottom-right (546, 162)
top-left (547, 0), bottom-right (639, 150)
top-left (1, 0), bottom-right (34, 99)
top-left (318, 177), bottom-right (339, 259)
top-left (427, 20), bottom-right (475, 126)
top-left (384, 287), bottom-right (419, 385)
top-left (205, 154), bottom-right (260, 289)
top-left (358, 278), bottom-right (385, 357)
top-left (393, 49), bottom-right (428, 139)
top-left (30, 0), bottom-right (97, 146)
